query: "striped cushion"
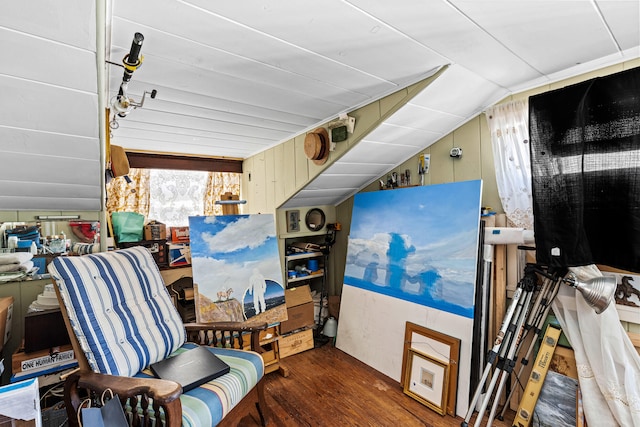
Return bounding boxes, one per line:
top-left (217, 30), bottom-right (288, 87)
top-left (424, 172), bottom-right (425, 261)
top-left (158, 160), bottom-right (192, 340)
top-left (135, 343), bottom-right (265, 427)
top-left (48, 247), bottom-right (186, 377)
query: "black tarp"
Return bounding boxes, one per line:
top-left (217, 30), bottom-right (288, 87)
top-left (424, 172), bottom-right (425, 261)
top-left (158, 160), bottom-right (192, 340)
top-left (529, 66), bottom-right (640, 271)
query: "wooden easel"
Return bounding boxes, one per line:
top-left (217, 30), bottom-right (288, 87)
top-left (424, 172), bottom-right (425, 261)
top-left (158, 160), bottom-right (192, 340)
top-left (212, 193), bottom-right (290, 377)
top-left (219, 192), bottom-right (240, 215)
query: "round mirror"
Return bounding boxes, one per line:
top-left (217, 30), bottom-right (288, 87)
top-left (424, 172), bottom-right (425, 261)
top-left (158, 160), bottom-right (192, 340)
top-left (305, 208), bottom-right (326, 232)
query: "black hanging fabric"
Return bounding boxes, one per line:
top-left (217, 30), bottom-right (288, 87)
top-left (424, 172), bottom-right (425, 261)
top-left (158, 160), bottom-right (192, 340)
top-left (529, 66), bottom-right (640, 271)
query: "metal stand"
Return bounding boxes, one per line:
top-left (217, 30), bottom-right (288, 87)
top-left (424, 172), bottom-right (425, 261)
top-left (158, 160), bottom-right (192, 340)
top-left (314, 227), bottom-right (336, 348)
top-left (461, 265), bottom-right (540, 427)
top-left (495, 272), bottom-right (563, 421)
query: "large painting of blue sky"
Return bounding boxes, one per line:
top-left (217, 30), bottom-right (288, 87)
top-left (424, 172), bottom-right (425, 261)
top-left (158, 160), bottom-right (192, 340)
top-left (189, 214), bottom-right (285, 322)
top-left (344, 180), bottom-right (482, 318)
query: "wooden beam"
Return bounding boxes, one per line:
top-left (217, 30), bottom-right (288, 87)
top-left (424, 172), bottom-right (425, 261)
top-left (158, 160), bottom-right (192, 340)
top-left (126, 152), bottom-right (243, 173)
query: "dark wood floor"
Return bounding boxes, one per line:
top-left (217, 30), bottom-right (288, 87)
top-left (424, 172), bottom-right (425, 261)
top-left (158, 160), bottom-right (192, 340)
top-left (220, 342), bottom-right (516, 427)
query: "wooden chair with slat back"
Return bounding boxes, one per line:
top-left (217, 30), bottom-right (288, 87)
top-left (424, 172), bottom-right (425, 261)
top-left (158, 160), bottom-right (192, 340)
top-left (50, 247), bottom-right (270, 427)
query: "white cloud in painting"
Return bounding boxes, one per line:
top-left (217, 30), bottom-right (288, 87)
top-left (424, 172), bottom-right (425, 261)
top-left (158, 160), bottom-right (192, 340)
top-left (202, 215), bottom-right (274, 253)
top-left (193, 251), bottom-right (281, 298)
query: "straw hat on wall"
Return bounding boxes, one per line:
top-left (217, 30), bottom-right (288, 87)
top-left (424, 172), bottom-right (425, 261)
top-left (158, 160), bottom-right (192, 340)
top-left (304, 127), bottom-right (330, 165)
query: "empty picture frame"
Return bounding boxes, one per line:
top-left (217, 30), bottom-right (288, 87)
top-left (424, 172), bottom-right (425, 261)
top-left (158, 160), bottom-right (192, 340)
top-left (403, 349), bottom-right (449, 415)
top-left (402, 322), bottom-right (461, 417)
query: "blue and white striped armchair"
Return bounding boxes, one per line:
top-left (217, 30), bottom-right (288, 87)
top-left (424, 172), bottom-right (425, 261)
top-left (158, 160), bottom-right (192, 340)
top-left (49, 246), bottom-right (269, 427)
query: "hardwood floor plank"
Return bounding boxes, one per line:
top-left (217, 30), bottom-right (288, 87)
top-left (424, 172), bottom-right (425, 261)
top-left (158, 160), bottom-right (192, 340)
top-left (220, 343), bottom-right (516, 427)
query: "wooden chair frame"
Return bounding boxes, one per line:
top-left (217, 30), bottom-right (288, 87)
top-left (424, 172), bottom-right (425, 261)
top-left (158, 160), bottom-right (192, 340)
top-left (56, 277), bottom-right (270, 427)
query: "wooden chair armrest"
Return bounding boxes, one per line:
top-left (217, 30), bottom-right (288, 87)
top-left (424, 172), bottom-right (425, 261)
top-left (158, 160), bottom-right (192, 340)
top-left (183, 322), bottom-right (269, 352)
top-left (183, 321), bottom-right (268, 333)
top-left (65, 370), bottom-right (182, 427)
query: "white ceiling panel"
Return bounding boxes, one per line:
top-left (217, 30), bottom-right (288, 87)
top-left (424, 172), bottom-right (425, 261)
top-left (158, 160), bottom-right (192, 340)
top-left (116, 120), bottom-right (275, 146)
top-left (119, 81), bottom-right (317, 127)
top-left (339, 141), bottom-right (421, 165)
top-left (112, 0), bottom-right (400, 96)
top-left (110, 20), bottom-right (377, 107)
top-left (454, 1), bottom-right (622, 74)
top-left (191, 0), bottom-right (448, 82)
top-left (0, 29), bottom-right (96, 92)
top-left (0, 0), bottom-right (96, 51)
top-left (409, 65), bottom-right (507, 116)
top-left (2, 0), bottom-right (639, 210)
top-left (0, 76), bottom-right (98, 137)
top-left (0, 127), bottom-right (98, 159)
top-left (108, 48), bottom-right (351, 116)
top-left (363, 124), bottom-right (442, 146)
top-left (384, 105), bottom-right (464, 134)
top-left (598, 2), bottom-right (640, 51)
top-left (350, 0), bottom-right (545, 88)
top-left (107, 137), bottom-right (252, 159)
top-left (323, 162), bottom-right (398, 176)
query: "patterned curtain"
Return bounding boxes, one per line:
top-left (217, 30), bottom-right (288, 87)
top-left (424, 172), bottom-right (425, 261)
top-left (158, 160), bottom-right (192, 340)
top-left (204, 172), bottom-right (242, 216)
top-left (107, 169), bottom-right (242, 228)
top-left (106, 168), bottom-right (151, 218)
top-left (485, 99), bottom-right (533, 229)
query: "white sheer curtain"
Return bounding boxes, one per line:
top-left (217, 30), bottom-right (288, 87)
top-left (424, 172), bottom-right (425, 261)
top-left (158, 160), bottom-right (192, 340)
top-left (552, 266), bottom-right (640, 427)
top-left (485, 100), bottom-right (533, 229)
top-left (147, 169), bottom-right (208, 227)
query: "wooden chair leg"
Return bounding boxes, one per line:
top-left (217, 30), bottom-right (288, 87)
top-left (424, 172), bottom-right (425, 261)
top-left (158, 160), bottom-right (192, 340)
top-left (256, 378), bottom-right (269, 426)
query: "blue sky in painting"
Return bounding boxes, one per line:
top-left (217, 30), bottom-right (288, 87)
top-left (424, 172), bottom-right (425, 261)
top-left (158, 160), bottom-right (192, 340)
top-left (188, 214), bottom-right (284, 311)
top-left (344, 180), bottom-right (482, 318)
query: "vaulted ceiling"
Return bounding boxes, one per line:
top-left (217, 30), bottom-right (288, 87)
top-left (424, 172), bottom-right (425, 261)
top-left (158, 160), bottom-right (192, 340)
top-left (1, 1), bottom-right (638, 210)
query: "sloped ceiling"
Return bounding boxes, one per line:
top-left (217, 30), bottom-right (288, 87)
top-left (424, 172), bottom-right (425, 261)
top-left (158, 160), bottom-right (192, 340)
top-left (0, 1), bottom-right (101, 211)
top-left (106, 0), bottom-right (639, 207)
top-left (1, 1), bottom-right (638, 210)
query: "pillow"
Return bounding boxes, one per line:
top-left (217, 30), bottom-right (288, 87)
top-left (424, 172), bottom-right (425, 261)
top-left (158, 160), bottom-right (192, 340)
top-left (48, 247), bottom-right (186, 377)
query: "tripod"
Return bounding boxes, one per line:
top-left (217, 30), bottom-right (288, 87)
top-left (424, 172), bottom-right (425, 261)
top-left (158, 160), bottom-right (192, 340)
top-left (494, 270), bottom-right (563, 422)
top-left (462, 264), bottom-right (540, 427)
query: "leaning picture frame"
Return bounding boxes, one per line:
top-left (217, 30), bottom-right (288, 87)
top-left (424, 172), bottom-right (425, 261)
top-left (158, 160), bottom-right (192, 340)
top-left (403, 349), bottom-right (450, 415)
top-left (402, 322), bottom-right (461, 417)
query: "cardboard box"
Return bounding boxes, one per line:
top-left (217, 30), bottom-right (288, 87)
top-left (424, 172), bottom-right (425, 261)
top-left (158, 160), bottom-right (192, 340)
top-left (279, 328), bottom-right (314, 358)
top-left (170, 226), bottom-right (190, 243)
top-left (120, 240), bottom-right (168, 267)
top-left (0, 297), bottom-right (13, 352)
top-left (144, 221), bottom-right (167, 240)
top-left (279, 285), bottom-right (315, 334)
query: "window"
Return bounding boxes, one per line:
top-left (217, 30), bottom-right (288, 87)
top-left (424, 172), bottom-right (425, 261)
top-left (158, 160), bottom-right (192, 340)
top-left (107, 168), bottom-right (241, 228)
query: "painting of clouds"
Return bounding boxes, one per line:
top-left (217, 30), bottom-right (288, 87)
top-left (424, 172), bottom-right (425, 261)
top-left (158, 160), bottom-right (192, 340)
top-left (344, 180), bottom-right (482, 318)
top-left (188, 214), bottom-right (287, 324)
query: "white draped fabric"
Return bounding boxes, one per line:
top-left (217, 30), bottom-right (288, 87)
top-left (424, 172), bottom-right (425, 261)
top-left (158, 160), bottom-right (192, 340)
top-left (551, 265), bottom-right (640, 427)
top-left (485, 100), bottom-right (533, 229)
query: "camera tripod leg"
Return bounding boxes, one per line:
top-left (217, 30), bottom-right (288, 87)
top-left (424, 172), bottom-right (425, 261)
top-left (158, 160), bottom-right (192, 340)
top-left (461, 272), bottom-right (535, 427)
top-left (495, 276), bottom-right (561, 421)
top-left (475, 288), bottom-right (534, 427)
